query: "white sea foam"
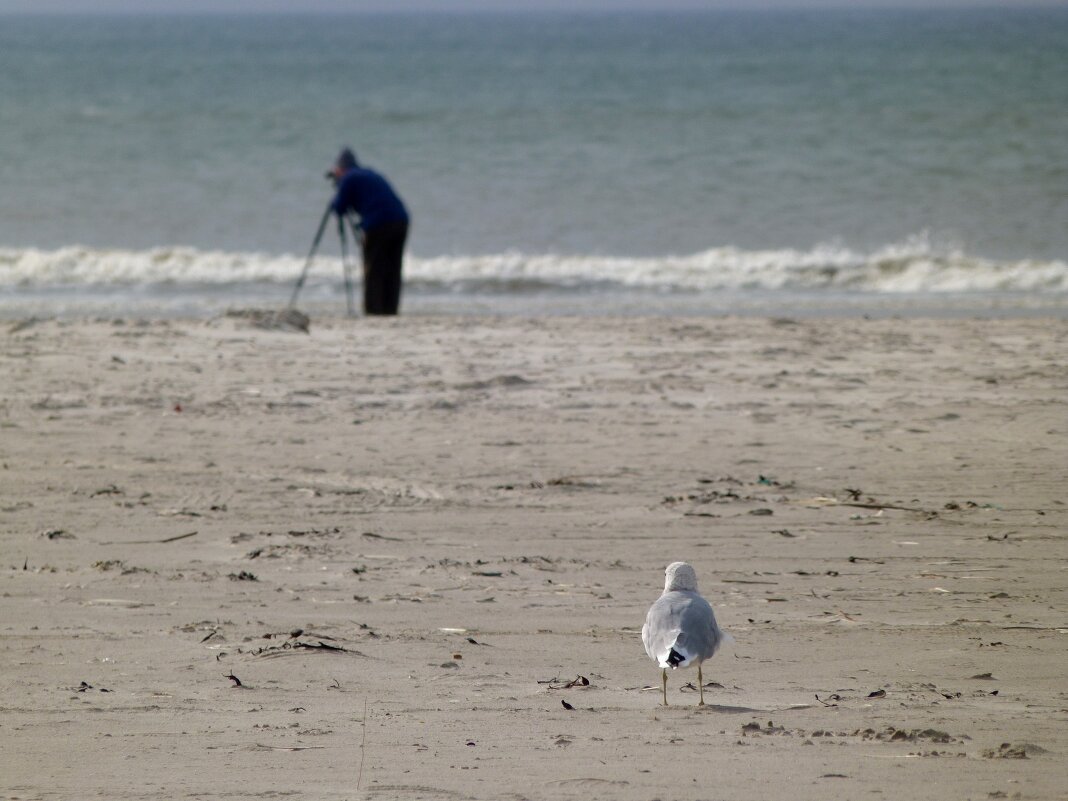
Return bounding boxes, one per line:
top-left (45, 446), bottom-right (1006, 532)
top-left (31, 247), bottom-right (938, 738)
top-left (0, 247), bottom-right (306, 287)
top-left (2, 237), bottom-right (1066, 295)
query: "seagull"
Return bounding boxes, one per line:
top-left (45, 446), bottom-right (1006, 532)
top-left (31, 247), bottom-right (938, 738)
top-left (642, 561), bottom-right (730, 706)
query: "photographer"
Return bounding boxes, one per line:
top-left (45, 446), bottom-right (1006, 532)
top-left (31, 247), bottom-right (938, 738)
top-left (327, 148), bottom-right (410, 316)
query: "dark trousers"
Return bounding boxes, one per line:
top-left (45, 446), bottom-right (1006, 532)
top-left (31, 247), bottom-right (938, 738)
top-left (362, 220), bottom-right (408, 315)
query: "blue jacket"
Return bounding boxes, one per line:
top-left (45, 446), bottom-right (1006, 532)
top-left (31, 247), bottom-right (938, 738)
top-left (331, 167), bottom-right (409, 233)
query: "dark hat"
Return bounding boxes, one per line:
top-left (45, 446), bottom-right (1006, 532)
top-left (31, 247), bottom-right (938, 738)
top-left (335, 148), bottom-right (358, 170)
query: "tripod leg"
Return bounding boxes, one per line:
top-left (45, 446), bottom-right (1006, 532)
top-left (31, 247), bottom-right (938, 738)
top-left (338, 217), bottom-right (355, 317)
top-left (289, 202), bottom-right (333, 308)
top-left (347, 216), bottom-right (366, 315)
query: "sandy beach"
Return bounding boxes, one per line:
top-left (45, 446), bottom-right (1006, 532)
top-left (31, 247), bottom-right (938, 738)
top-left (1, 313), bottom-right (1066, 801)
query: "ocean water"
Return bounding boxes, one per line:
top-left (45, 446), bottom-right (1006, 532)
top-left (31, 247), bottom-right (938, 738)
top-left (1, 10), bottom-right (1067, 318)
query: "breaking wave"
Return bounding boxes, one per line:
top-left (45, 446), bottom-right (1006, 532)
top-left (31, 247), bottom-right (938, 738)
top-left (2, 236), bottom-right (1066, 294)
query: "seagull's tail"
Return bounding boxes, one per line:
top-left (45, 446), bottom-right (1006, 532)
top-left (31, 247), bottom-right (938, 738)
top-left (660, 641), bottom-right (696, 669)
top-left (659, 628), bottom-right (734, 669)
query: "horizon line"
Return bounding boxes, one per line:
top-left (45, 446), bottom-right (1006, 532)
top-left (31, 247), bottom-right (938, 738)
top-left (2, 4), bottom-right (1067, 14)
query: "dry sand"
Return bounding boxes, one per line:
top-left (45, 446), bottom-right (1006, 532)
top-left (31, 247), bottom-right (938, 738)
top-left (1, 314), bottom-right (1066, 801)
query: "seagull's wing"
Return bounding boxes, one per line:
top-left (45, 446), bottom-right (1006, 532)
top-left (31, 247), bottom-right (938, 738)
top-left (643, 596), bottom-right (674, 662)
top-left (676, 595), bottom-right (726, 662)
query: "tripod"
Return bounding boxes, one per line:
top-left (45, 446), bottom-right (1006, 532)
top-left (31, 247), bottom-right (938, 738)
top-left (289, 202), bottom-right (364, 317)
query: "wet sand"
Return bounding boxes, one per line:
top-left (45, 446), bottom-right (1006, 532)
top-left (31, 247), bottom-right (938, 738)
top-left (2, 314), bottom-right (1066, 800)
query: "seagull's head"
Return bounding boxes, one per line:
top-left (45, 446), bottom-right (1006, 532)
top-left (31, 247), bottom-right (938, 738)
top-left (664, 561), bottom-right (699, 592)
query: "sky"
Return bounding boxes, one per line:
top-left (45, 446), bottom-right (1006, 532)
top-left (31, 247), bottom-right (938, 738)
top-left (1, 0), bottom-right (1066, 11)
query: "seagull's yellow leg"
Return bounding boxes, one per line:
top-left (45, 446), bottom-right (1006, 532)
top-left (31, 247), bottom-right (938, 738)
top-left (697, 664), bottom-right (705, 706)
top-left (661, 668), bottom-right (668, 706)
